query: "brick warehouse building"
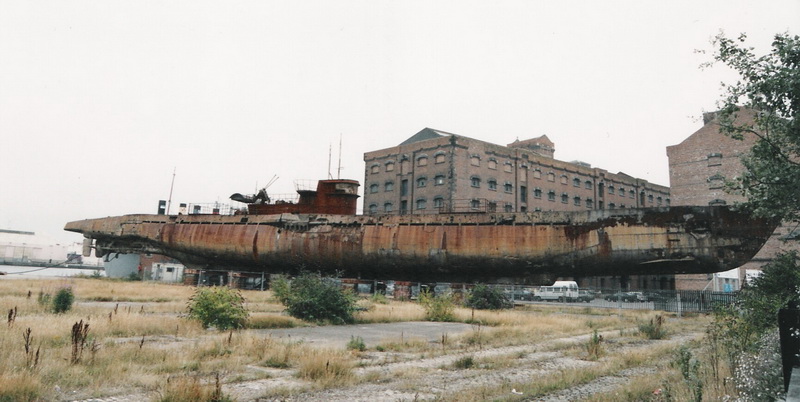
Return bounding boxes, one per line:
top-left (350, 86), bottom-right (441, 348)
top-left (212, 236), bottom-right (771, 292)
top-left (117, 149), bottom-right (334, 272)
top-left (363, 128), bottom-right (670, 216)
top-left (667, 109), bottom-right (794, 290)
top-left (364, 128), bottom-right (673, 290)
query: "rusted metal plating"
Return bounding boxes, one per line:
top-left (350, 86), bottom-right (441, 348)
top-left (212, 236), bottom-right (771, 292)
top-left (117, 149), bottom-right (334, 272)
top-left (65, 206), bottom-right (776, 282)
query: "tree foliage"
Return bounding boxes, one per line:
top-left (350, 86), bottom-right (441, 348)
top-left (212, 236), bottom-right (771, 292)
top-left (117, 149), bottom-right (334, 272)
top-left (186, 287), bottom-right (249, 330)
top-left (465, 284), bottom-right (513, 310)
top-left (274, 272), bottom-right (357, 325)
top-left (52, 287), bottom-right (75, 314)
top-left (708, 32), bottom-right (800, 221)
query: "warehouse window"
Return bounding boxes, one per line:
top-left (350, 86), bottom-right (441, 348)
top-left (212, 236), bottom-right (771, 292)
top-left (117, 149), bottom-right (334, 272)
top-left (471, 176), bottom-right (481, 188)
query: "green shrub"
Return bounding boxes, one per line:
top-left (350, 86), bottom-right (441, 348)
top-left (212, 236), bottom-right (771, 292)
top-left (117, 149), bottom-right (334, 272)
top-left (52, 287), bottom-right (74, 314)
top-left (418, 290), bottom-right (456, 322)
top-left (585, 329), bottom-right (603, 360)
top-left (638, 315), bottom-right (667, 340)
top-left (269, 275), bottom-right (291, 305)
top-left (347, 336), bottom-right (366, 351)
top-left (465, 284), bottom-right (513, 310)
top-left (36, 290), bottom-right (51, 307)
top-left (453, 355), bottom-right (475, 369)
top-left (186, 287), bottom-right (248, 330)
top-left (278, 272), bottom-right (357, 325)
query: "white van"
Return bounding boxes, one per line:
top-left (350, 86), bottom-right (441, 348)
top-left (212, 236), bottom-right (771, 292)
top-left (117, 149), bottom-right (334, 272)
top-left (533, 281), bottom-right (580, 302)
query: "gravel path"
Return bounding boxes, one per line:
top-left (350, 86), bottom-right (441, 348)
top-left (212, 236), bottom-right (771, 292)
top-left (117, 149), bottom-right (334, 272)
top-left (73, 323), bottom-right (702, 402)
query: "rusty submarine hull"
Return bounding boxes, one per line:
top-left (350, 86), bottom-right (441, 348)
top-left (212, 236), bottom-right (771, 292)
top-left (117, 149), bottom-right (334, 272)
top-left (64, 180), bottom-right (776, 282)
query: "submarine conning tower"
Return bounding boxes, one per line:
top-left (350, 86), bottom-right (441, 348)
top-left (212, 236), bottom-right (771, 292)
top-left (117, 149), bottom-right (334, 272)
top-left (246, 179), bottom-right (360, 215)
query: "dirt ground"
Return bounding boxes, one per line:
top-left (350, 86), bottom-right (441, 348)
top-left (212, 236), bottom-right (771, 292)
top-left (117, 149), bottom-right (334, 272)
top-left (74, 320), bottom-right (701, 402)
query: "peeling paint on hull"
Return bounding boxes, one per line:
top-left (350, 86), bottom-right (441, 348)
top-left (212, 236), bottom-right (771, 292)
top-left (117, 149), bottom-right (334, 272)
top-left (64, 206), bottom-right (776, 282)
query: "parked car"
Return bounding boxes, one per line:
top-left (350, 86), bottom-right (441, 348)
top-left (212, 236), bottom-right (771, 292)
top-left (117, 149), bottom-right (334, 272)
top-left (604, 292), bottom-right (639, 302)
top-left (576, 290), bottom-right (594, 303)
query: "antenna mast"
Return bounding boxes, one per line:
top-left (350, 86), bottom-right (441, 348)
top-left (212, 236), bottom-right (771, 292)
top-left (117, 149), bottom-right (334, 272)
top-left (328, 143), bottom-right (333, 179)
top-left (337, 134), bottom-right (342, 179)
top-left (166, 167), bottom-right (176, 215)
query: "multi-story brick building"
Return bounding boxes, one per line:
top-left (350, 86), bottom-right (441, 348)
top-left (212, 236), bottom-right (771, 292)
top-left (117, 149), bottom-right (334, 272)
top-left (667, 109), bottom-right (791, 290)
top-left (363, 128), bottom-right (670, 216)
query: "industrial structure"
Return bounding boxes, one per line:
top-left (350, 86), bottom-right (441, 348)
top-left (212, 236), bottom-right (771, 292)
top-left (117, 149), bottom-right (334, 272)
top-left (667, 109), bottom-right (795, 290)
top-left (363, 128), bottom-right (670, 215)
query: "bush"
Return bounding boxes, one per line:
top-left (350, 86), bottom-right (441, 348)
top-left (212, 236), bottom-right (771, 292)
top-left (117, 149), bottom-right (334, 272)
top-left (277, 273), bottom-right (357, 325)
top-left (465, 284), bottom-right (513, 310)
top-left (418, 290), bottom-right (456, 322)
top-left (638, 315), bottom-right (667, 340)
top-left (347, 336), bottom-right (366, 351)
top-left (586, 329), bottom-right (603, 360)
top-left (453, 355), bottom-right (475, 369)
top-left (52, 287), bottom-right (74, 314)
top-left (186, 287), bottom-right (248, 330)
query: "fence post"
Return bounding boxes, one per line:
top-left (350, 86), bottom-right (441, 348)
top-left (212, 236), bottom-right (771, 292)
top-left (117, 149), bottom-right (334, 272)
top-left (677, 292), bottom-right (682, 318)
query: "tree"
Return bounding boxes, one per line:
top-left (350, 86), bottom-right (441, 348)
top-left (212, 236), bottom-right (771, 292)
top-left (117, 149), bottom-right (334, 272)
top-left (707, 32), bottom-right (800, 221)
top-left (465, 284), bottom-right (513, 310)
top-left (274, 272), bottom-right (357, 325)
top-left (186, 287), bottom-right (249, 330)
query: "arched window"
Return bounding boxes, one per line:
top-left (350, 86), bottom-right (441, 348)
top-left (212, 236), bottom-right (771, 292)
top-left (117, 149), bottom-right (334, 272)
top-left (434, 175), bottom-right (445, 186)
top-left (369, 184), bottom-right (379, 193)
top-left (573, 196), bottom-right (581, 206)
top-left (417, 156), bottom-right (428, 166)
top-left (548, 190), bottom-right (556, 201)
top-left (384, 181), bottom-right (394, 191)
top-left (585, 180), bottom-right (593, 189)
top-left (417, 176), bottom-right (427, 188)
top-left (488, 179), bottom-right (497, 191)
top-left (488, 158), bottom-right (497, 170)
top-left (561, 175), bottom-right (568, 185)
top-left (416, 198), bottom-right (427, 210)
top-left (533, 188), bottom-right (542, 198)
top-left (370, 164), bottom-right (380, 174)
top-left (433, 197), bottom-right (444, 209)
top-left (573, 178), bottom-right (581, 187)
top-left (547, 172), bottom-right (555, 182)
top-left (434, 152), bottom-right (446, 164)
top-left (384, 202), bottom-right (393, 212)
top-left (385, 161), bottom-right (395, 172)
top-left (471, 176), bottom-right (481, 188)
top-left (368, 203), bottom-right (378, 214)
top-left (533, 169), bottom-right (542, 179)
top-left (504, 182), bottom-right (513, 193)
top-left (470, 154), bottom-right (481, 166)
top-left (561, 193), bottom-right (568, 203)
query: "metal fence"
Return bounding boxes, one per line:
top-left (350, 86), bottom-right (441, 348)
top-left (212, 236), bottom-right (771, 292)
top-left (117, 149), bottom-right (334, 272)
top-left (487, 285), bottom-right (737, 314)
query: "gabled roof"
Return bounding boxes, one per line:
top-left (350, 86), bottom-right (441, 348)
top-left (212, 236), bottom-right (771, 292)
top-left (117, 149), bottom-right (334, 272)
top-left (399, 128), bottom-right (454, 146)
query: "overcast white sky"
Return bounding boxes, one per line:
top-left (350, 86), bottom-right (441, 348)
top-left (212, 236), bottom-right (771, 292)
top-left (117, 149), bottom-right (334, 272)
top-left (1, 1), bottom-right (798, 245)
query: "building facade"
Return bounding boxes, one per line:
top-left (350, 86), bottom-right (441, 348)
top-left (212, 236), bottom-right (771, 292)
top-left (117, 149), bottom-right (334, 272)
top-left (363, 128), bottom-right (670, 216)
top-left (667, 109), bottom-right (790, 290)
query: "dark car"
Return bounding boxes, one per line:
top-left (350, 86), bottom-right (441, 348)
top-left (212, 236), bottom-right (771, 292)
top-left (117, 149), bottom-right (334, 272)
top-left (576, 290), bottom-right (594, 303)
top-left (604, 292), bottom-right (639, 302)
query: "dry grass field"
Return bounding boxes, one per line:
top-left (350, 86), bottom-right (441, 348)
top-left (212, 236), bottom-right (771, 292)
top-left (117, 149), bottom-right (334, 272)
top-left (0, 277), bottom-right (722, 401)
